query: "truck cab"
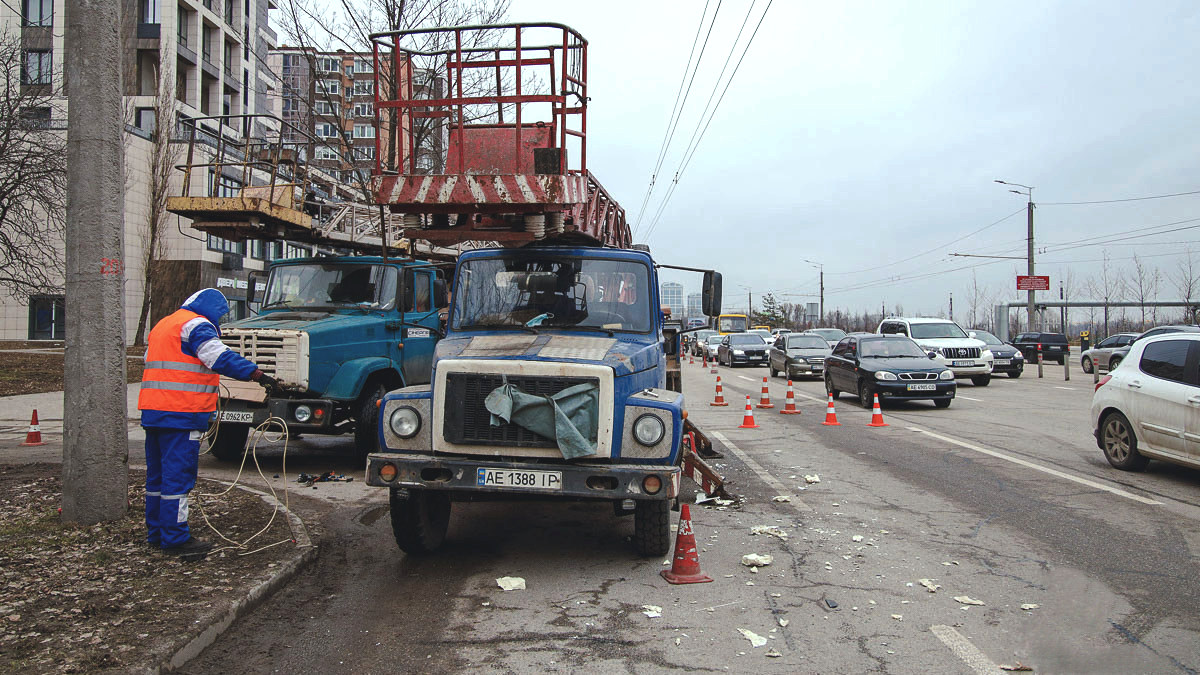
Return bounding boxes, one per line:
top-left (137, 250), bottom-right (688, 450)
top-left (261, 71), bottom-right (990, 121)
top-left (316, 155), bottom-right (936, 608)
top-left (364, 244), bottom-right (721, 556)
top-left (209, 256), bottom-right (447, 459)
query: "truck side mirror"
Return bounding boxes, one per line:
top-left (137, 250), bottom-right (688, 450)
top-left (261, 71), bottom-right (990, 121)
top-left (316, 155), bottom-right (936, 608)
top-left (702, 271), bottom-right (722, 316)
top-left (245, 272), bottom-right (258, 306)
top-left (433, 278), bottom-right (449, 309)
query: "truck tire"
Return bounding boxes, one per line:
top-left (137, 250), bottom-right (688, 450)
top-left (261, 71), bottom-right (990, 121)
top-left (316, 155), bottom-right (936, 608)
top-left (390, 488), bottom-right (451, 555)
top-left (208, 423), bottom-right (250, 461)
top-left (354, 382), bottom-right (388, 456)
top-left (633, 499), bottom-right (671, 557)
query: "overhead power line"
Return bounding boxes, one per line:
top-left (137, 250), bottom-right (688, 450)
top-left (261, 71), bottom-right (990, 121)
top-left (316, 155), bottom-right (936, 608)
top-left (1041, 188), bottom-right (1200, 206)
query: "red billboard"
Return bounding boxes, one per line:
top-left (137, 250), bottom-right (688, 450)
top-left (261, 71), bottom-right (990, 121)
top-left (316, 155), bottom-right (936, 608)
top-left (1016, 275), bottom-right (1050, 291)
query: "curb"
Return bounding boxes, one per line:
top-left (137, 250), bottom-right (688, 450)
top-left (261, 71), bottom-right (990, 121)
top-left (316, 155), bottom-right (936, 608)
top-left (145, 480), bottom-right (319, 673)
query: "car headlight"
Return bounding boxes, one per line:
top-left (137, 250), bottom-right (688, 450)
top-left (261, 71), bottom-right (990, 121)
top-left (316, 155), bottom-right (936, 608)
top-left (920, 345), bottom-right (939, 356)
top-left (1013, 352), bottom-right (1024, 360)
top-left (791, 357), bottom-right (807, 364)
top-left (733, 349), bottom-right (745, 355)
top-left (633, 414), bottom-right (666, 446)
top-left (389, 406), bottom-right (421, 438)
top-left (939, 369), bottom-right (955, 380)
top-left (875, 371), bottom-right (898, 381)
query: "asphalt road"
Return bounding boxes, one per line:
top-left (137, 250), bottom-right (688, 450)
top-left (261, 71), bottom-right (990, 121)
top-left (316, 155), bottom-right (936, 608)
top-left (179, 358), bottom-right (1200, 673)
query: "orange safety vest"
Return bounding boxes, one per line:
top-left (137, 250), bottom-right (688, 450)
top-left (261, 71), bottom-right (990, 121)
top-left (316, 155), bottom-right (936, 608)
top-left (138, 309), bottom-right (220, 413)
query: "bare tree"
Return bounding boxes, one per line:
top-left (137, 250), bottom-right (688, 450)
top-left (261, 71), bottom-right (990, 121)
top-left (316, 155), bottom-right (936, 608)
top-left (0, 28), bottom-right (67, 298)
top-left (1170, 246), bottom-right (1199, 323)
top-left (1086, 250), bottom-right (1126, 338)
top-left (1129, 253), bottom-right (1160, 330)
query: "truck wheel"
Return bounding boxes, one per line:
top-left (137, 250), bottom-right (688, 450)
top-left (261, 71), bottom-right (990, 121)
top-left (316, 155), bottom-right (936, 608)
top-left (633, 499), bottom-right (671, 557)
top-left (208, 423), bottom-right (250, 461)
top-left (354, 382), bottom-right (388, 456)
top-left (971, 375), bottom-right (991, 387)
top-left (390, 488), bottom-right (451, 555)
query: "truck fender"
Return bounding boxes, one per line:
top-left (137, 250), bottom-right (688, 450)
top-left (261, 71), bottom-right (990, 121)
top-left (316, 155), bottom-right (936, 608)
top-left (324, 357), bottom-right (404, 401)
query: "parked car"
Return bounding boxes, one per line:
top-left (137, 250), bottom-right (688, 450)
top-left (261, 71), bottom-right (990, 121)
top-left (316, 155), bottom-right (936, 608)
top-left (1011, 332), bottom-right (1070, 365)
top-left (968, 329), bottom-right (1025, 378)
top-left (805, 328), bottom-right (847, 349)
top-left (701, 334), bottom-right (724, 362)
top-left (825, 334), bottom-right (956, 408)
top-left (877, 317), bottom-right (994, 386)
top-left (1107, 325), bottom-right (1200, 371)
top-left (769, 333), bottom-right (832, 379)
top-left (1079, 332), bottom-right (1138, 374)
top-left (771, 328), bottom-right (792, 337)
top-left (718, 333), bottom-right (769, 367)
top-left (748, 328), bottom-right (773, 344)
top-left (1092, 334), bottom-right (1200, 472)
top-left (690, 329), bottom-right (717, 356)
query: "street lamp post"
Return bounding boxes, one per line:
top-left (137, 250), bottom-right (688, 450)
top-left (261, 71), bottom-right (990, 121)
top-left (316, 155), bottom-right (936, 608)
top-left (800, 258), bottom-right (823, 325)
top-left (995, 180), bottom-right (1035, 331)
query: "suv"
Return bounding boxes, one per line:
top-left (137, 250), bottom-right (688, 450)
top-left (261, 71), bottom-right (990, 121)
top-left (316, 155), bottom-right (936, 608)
top-left (1012, 332), bottom-right (1069, 365)
top-left (877, 317), bottom-right (994, 385)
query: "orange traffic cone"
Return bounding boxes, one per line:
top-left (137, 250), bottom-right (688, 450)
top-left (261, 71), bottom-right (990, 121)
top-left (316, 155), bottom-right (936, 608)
top-left (707, 354), bottom-right (717, 374)
top-left (710, 376), bottom-right (729, 406)
top-left (738, 395), bottom-right (759, 429)
top-left (868, 393), bottom-right (889, 427)
top-left (780, 380), bottom-right (802, 415)
top-left (660, 503), bottom-right (713, 584)
top-left (821, 393), bottom-right (841, 426)
top-left (756, 376), bottom-right (774, 409)
top-left (689, 352), bottom-right (694, 364)
top-left (21, 410), bottom-right (45, 446)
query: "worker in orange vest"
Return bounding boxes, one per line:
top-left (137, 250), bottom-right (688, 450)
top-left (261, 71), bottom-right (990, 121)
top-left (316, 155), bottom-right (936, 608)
top-left (137, 289), bottom-right (277, 560)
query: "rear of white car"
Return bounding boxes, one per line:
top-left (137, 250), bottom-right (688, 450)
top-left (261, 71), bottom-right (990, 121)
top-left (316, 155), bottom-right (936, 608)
top-left (1091, 334), bottom-right (1200, 471)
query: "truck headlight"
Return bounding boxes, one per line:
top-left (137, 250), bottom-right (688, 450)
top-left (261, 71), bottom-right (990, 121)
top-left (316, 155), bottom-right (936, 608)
top-left (293, 405), bottom-right (312, 423)
top-left (633, 414), bottom-right (665, 446)
top-left (875, 371), bottom-right (898, 381)
top-left (939, 370), bottom-right (955, 380)
top-left (389, 406), bottom-right (421, 438)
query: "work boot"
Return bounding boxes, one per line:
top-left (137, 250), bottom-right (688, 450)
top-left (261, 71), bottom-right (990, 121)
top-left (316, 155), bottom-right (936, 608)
top-left (163, 537), bottom-right (214, 561)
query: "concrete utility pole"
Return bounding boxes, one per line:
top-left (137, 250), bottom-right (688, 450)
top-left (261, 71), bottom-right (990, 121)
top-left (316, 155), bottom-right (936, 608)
top-left (996, 180), bottom-right (1035, 331)
top-left (62, 0), bottom-right (129, 523)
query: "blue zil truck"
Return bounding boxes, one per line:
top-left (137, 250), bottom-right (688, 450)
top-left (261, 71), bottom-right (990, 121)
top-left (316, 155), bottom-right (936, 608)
top-left (207, 256), bottom-right (448, 460)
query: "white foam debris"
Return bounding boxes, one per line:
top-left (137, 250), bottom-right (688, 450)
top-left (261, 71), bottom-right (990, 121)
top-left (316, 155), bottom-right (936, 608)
top-left (642, 605), bottom-right (663, 618)
top-left (737, 628), bottom-right (768, 648)
top-left (954, 596), bottom-right (985, 606)
top-left (751, 525), bottom-right (789, 540)
top-left (804, 474), bottom-right (821, 484)
top-left (741, 553), bottom-right (774, 567)
top-left (918, 579), bottom-right (941, 593)
top-left (496, 577), bottom-right (526, 591)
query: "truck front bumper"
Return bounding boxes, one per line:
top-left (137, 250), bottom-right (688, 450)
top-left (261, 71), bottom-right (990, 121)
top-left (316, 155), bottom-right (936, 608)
top-left (365, 452), bottom-right (681, 500)
top-left (219, 396), bottom-right (351, 432)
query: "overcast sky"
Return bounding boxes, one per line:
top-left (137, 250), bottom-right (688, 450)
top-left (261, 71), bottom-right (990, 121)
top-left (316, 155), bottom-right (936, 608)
top-left (503, 0), bottom-right (1200, 321)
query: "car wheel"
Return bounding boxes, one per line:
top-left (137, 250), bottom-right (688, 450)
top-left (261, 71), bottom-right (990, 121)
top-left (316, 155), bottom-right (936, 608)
top-left (1108, 356), bottom-right (1122, 371)
top-left (1081, 356), bottom-right (1093, 374)
top-left (825, 374), bottom-right (839, 400)
top-left (1008, 370), bottom-right (1022, 378)
top-left (1101, 411), bottom-right (1149, 471)
top-left (769, 364), bottom-right (778, 377)
top-left (971, 375), bottom-right (991, 387)
top-left (389, 488), bottom-right (452, 554)
top-left (933, 398), bottom-right (951, 408)
top-left (858, 380), bottom-right (874, 409)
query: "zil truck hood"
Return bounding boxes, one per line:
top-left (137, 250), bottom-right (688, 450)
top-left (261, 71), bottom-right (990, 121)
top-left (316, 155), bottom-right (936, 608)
top-left (435, 333), bottom-right (658, 377)
top-left (231, 312), bottom-right (384, 336)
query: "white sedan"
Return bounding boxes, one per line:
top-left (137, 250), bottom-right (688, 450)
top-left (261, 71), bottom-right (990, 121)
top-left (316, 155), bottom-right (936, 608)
top-left (1092, 333), bottom-right (1200, 471)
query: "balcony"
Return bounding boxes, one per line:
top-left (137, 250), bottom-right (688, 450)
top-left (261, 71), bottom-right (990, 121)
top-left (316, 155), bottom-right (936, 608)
top-left (137, 22), bottom-right (161, 39)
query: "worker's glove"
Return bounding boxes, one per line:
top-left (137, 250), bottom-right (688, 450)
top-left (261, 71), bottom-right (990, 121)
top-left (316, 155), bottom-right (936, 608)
top-left (252, 370), bottom-right (279, 391)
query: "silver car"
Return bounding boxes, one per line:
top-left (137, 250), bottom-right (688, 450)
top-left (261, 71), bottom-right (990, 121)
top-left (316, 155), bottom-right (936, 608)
top-left (701, 334), bottom-right (724, 362)
top-left (769, 333), bottom-right (833, 379)
top-left (1080, 333), bottom-right (1138, 374)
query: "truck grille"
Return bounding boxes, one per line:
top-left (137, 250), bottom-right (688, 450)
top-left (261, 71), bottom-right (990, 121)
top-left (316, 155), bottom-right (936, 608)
top-left (443, 373), bottom-right (598, 448)
top-left (940, 347), bottom-right (980, 359)
top-left (220, 329), bottom-right (308, 389)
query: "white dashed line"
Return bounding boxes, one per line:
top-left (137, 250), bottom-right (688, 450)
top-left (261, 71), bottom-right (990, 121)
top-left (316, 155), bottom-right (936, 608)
top-left (1054, 386), bottom-right (1077, 391)
top-left (908, 426), bottom-right (1162, 505)
top-left (957, 395), bottom-right (982, 402)
top-left (737, 375), bottom-right (756, 382)
top-left (710, 430), bottom-right (813, 511)
top-left (931, 625), bottom-right (1001, 674)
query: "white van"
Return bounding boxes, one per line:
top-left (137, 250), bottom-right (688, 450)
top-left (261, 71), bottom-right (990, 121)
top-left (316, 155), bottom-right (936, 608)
top-left (876, 317), bottom-right (995, 386)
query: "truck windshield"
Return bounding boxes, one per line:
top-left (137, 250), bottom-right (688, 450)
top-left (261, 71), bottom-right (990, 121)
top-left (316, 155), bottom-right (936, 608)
top-left (452, 256), bottom-right (652, 333)
top-left (262, 263), bottom-right (398, 310)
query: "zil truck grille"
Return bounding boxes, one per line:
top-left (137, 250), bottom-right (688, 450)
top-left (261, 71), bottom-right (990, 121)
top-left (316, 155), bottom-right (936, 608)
top-left (220, 330), bottom-right (306, 386)
top-left (941, 347), bottom-right (980, 359)
top-left (443, 373), bottom-right (599, 448)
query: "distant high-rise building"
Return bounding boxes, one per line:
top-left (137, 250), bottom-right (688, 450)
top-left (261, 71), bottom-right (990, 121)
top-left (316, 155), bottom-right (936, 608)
top-left (687, 292), bottom-right (703, 319)
top-left (660, 282), bottom-right (684, 318)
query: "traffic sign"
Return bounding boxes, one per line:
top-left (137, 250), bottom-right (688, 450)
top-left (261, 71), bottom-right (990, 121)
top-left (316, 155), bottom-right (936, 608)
top-left (1016, 275), bottom-right (1050, 291)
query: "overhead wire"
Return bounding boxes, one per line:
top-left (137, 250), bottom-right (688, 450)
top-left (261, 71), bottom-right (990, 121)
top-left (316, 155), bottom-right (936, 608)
top-left (1041, 188), bottom-right (1200, 206)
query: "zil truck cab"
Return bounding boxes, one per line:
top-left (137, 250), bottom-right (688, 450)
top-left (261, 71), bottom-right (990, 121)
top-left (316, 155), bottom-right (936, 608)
top-left (364, 243), bottom-right (721, 556)
top-left (208, 256), bottom-right (447, 460)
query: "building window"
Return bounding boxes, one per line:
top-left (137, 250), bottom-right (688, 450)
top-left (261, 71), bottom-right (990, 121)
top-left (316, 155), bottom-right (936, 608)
top-left (316, 56), bottom-right (339, 73)
top-left (353, 124), bottom-right (375, 139)
top-left (224, 0), bottom-right (235, 25)
top-left (314, 146), bottom-right (339, 161)
top-left (207, 234), bottom-right (245, 254)
top-left (28, 295), bottom-right (65, 340)
top-left (20, 106), bottom-right (52, 129)
top-left (317, 79), bottom-right (339, 96)
top-left (223, 41), bottom-right (234, 75)
top-left (202, 25), bottom-right (213, 63)
top-left (135, 107), bottom-right (156, 133)
top-left (353, 102), bottom-right (373, 117)
top-left (314, 123), bottom-right (338, 139)
top-left (23, 0), bottom-right (52, 27)
top-left (354, 58), bottom-right (373, 74)
top-left (353, 146), bottom-right (375, 161)
top-left (22, 50), bottom-right (52, 85)
top-left (352, 80), bottom-right (373, 97)
top-left (177, 8), bottom-right (189, 48)
top-left (250, 239), bottom-right (265, 260)
top-left (141, 0), bottom-right (160, 24)
top-left (313, 100), bottom-right (335, 116)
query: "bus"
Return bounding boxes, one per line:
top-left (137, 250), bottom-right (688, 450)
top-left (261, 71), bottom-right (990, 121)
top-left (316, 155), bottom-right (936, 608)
top-left (716, 313), bottom-right (749, 334)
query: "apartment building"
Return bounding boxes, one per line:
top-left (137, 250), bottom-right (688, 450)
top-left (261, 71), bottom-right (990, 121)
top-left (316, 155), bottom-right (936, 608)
top-left (0, 0), bottom-right (283, 342)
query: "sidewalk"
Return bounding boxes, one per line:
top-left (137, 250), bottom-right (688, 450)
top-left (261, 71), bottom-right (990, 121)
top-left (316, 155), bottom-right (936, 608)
top-left (0, 384), bottom-right (144, 455)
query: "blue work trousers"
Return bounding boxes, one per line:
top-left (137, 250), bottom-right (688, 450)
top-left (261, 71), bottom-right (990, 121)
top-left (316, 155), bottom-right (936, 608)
top-left (144, 428), bottom-right (201, 548)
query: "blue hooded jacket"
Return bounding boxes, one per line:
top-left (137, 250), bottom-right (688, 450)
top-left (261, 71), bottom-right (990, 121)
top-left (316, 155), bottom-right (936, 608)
top-left (141, 288), bottom-right (261, 430)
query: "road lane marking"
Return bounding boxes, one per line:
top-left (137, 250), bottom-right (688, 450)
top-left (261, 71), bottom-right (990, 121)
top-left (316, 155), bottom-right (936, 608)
top-left (930, 625), bottom-right (1001, 675)
top-left (711, 431), bottom-right (813, 511)
top-left (737, 375), bottom-right (756, 382)
top-left (1055, 386), bottom-right (1077, 391)
top-left (957, 395), bottom-right (982, 402)
top-left (907, 426), bottom-right (1162, 505)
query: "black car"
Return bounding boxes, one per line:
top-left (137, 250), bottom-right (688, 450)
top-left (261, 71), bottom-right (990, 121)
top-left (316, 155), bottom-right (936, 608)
top-left (1107, 325), bottom-right (1200, 369)
top-left (1011, 332), bottom-right (1069, 365)
top-left (825, 334), bottom-right (956, 408)
top-left (968, 329), bottom-right (1024, 378)
top-left (718, 333), bottom-right (769, 367)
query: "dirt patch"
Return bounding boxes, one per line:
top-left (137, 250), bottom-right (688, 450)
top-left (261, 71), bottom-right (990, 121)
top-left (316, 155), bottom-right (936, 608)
top-left (0, 463), bottom-right (304, 673)
top-left (0, 353), bottom-right (144, 397)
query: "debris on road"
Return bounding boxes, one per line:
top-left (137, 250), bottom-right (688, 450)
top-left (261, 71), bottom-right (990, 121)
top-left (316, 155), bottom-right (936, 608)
top-left (1000, 663), bottom-right (1034, 672)
top-left (891, 614), bottom-right (903, 621)
top-left (1020, 603), bottom-right (1040, 611)
top-left (954, 595), bottom-right (985, 606)
top-left (741, 553), bottom-right (773, 567)
top-left (804, 474), bottom-right (821, 484)
top-left (778, 618), bottom-right (789, 627)
top-left (750, 525), bottom-right (788, 540)
top-left (941, 560), bottom-right (960, 566)
top-left (496, 577), bottom-right (526, 591)
top-left (737, 628), bottom-right (768, 647)
top-left (824, 598), bottom-right (839, 609)
top-left (296, 471), bottom-right (353, 486)
top-left (642, 605), bottom-right (663, 618)
top-left (918, 579), bottom-right (941, 593)
top-left (771, 495), bottom-right (791, 503)
top-left (765, 649), bottom-right (783, 658)
top-left (851, 534), bottom-right (864, 542)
